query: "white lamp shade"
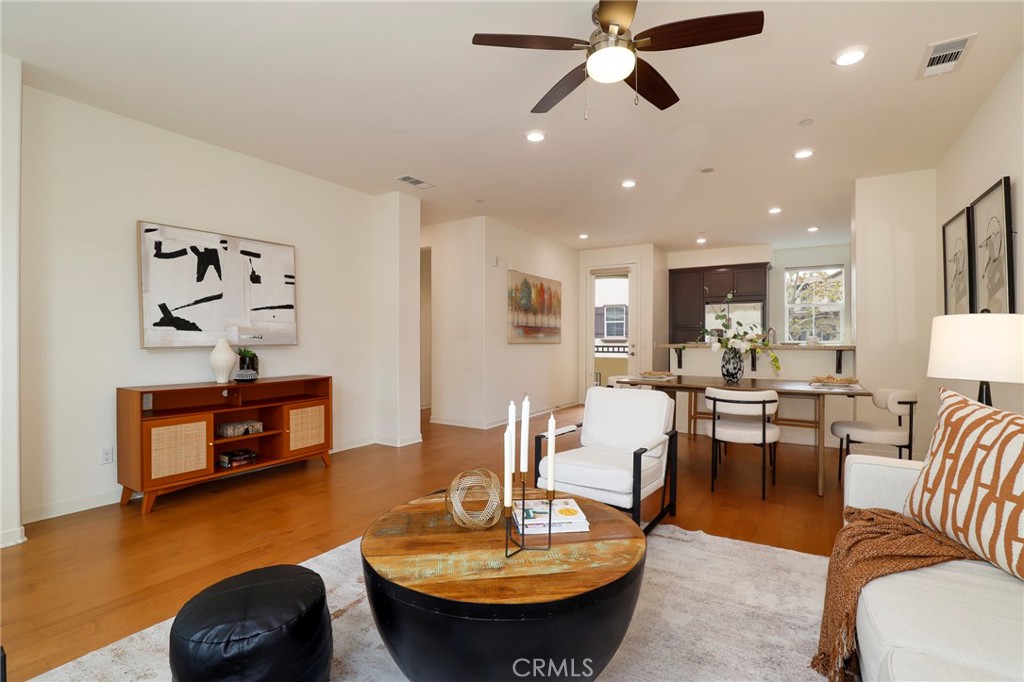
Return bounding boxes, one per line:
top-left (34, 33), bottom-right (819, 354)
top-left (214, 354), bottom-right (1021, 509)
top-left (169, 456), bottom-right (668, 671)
top-left (928, 314), bottom-right (1024, 384)
top-left (587, 45), bottom-right (636, 83)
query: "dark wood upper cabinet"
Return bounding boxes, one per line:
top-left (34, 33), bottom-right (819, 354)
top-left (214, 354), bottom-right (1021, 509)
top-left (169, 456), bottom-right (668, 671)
top-left (703, 269), bottom-right (734, 300)
top-left (668, 263), bottom-right (769, 343)
top-left (733, 266), bottom-right (767, 298)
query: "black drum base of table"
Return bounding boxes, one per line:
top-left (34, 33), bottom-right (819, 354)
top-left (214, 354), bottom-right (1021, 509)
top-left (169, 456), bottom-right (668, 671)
top-left (362, 556), bottom-right (645, 682)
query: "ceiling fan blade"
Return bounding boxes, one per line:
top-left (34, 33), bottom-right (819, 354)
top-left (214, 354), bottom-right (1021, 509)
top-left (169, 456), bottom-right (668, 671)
top-left (634, 11), bottom-right (764, 51)
top-left (596, 0), bottom-right (638, 34)
top-left (624, 58), bottom-right (679, 110)
top-left (472, 34), bottom-right (589, 50)
top-left (532, 63), bottom-right (587, 113)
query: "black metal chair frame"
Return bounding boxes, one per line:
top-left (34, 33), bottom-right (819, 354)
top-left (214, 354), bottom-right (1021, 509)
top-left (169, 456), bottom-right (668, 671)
top-left (707, 394), bottom-right (779, 501)
top-left (836, 399), bottom-right (917, 482)
top-left (534, 426), bottom-right (678, 535)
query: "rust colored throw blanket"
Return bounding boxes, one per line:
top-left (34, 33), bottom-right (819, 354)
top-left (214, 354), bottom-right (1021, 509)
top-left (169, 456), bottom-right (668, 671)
top-left (810, 507), bottom-right (982, 681)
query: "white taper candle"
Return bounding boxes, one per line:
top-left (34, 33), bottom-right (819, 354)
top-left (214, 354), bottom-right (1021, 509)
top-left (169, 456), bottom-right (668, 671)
top-left (503, 426), bottom-right (512, 507)
top-left (547, 413), bottom-right (556, 491)
top-left (507, 401), bottom-right (516, 474)
top-left (519, 396), bottom-right (530, 473)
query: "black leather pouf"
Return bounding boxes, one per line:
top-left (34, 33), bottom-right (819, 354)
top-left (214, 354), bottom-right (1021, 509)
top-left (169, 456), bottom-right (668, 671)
top-left (169, 564), bottom-right (332, 682)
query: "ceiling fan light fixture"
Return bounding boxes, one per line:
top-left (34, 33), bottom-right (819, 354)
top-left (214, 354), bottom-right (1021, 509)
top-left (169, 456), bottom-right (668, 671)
top-left (586, 35), bottom-right (636, 84)
top-left (768, 207), bottom-right (782, 215)
top-left (525, 131), bottom-right (545, 142)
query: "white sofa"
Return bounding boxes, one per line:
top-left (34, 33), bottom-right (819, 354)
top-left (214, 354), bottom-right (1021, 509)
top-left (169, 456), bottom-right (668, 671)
top-left (843, 454), bottom-right (1024, 681)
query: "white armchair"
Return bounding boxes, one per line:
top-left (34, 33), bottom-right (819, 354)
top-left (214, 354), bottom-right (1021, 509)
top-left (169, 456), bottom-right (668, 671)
top-left (534, 386), bottom-right (677, 534)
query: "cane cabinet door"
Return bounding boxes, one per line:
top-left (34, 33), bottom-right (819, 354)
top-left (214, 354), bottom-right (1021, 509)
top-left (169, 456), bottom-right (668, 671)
top-left (284, 400), bottom-right (331, 456)
top-left (142, 414), bottom-right (214, 486)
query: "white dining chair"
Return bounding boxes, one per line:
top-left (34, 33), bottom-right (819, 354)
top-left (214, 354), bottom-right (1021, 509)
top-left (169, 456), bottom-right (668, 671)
top-left (705, 387), bottom-right (781, 500)
top-left (830, 388), bottom-right (917, 482)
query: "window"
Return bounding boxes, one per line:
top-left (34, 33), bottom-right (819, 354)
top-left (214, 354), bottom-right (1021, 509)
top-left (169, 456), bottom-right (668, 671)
top-left (785, 267), bottom-right (845, 342)
top-left (604, 305), bottom-right (626, 338)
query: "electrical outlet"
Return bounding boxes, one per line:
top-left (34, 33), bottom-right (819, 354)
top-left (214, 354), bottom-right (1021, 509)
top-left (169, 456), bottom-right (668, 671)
top-left (100, 446), bottom-right (114, 465)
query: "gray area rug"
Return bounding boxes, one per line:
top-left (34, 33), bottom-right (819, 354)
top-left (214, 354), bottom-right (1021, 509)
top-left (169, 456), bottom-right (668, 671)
top-left (36, 526), bottom-right (828, 681)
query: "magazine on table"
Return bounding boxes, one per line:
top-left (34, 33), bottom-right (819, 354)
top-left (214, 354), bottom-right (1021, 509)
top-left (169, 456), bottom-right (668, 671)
top-left (512, 498), bottom-right (590, 534)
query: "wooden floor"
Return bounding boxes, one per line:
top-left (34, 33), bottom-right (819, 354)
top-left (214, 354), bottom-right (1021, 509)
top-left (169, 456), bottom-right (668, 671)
top-left (1, 405), bottom-right (845, 681)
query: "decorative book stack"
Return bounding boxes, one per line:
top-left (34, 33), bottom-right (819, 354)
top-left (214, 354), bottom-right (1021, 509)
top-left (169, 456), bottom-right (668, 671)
top-left (217, 448), bottom-right (258, 468)
top-left (513, 498), bottom-right (590, 535)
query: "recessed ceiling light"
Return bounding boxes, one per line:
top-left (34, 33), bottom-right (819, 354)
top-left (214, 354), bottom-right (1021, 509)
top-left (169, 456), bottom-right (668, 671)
top-left (700, 167), bottom-right (715, 174)
top-left (696, 234), bottom-right (707, 244)
top-left (621, 179), bottom-right (637, 189)
top-left (833, 47), bottom-right (867, 67)
top-left (525, 131), bottom-right (545, 142)
top-left (578, 234), bottom-right (589, 240)
top-left (768, 207), bottom-right (782, 215)
top-left (807, 226), bottom-right (819, 233)
top-left (793, 148), bottom-right (814, 159)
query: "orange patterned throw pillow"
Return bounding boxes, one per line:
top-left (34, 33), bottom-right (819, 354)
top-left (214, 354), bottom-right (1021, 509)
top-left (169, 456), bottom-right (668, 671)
top-left (905, 389), bottom-right (1024, 579)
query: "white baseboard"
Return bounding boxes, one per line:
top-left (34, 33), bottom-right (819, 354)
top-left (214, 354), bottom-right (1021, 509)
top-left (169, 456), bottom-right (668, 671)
top-left (22, 489), bottom-right (123, 524)
top-left (1, 525), bottom-right (26, 547)
top-left (429, 415), bottom-right (486, 429)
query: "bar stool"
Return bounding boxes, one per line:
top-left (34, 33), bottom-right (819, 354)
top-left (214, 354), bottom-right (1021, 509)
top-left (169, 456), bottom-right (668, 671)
top-left (831, 388), bottom-right (917, 482)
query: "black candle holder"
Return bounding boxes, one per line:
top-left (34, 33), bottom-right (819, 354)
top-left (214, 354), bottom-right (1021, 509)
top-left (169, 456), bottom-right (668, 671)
top-left (504, 473), bottom-right (554, 557)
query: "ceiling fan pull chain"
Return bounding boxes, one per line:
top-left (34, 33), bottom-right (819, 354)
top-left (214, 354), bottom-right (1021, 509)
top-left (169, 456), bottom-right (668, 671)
top-left (634, 67), bottom-right (640, 106)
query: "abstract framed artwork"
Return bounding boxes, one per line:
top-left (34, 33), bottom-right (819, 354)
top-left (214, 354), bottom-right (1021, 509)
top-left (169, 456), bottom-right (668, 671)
top-left (138, 221), bottom-right (297, 347)
top-left (969, 177), bottom-right (1015, 313)
top-left (941, 208), bottom-right (973, 314)
top-left (508, 270), bottom-right (562, 344)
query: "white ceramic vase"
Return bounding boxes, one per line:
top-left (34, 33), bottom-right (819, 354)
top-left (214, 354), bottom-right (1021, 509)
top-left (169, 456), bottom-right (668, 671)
top-left (209, 338), bottom-right (236, 384)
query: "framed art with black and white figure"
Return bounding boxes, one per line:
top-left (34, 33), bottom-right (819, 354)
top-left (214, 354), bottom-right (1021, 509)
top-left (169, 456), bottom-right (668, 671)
top-left (969, 177), bottom-right (1015, 313)
top-left (941, 208), bottom-right (973, 314)
top-left (138, 221), bottom-right (297, 348)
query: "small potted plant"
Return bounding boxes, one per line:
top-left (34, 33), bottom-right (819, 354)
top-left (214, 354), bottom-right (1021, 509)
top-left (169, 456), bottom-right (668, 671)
top-left (235, 347), bottom-right (259, 382)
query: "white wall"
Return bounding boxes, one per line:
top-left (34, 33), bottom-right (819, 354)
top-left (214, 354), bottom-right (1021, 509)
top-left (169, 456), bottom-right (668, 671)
top-left (667, 244), bottom-right (773, 270)
top-left (420, 249), bottom-right (431, 409)
top-left (422, 216), bottom-right (579, 429)
top-left (484, 217), bottom-right (579, 426)
top-left (852, 169), bottom-right (937, 458)
top-left (1, 55), bottom-right (26, 546)
top-left (19, 88), bottom-right (384, 522)
top-left (935, 52), bottom-right (1023, 414)
top-left (373, 192), bottom-right (421, 447)
top-left (420, 217), bottom-right (487, 428)
top-left (769, 244), bottom-right (852, 341)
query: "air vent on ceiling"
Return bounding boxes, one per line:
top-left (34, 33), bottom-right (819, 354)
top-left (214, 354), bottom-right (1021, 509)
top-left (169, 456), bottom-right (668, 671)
top-left (917, 34), bottom-right (976, 79)
top-left (395, 175), bottom-right (435, 189)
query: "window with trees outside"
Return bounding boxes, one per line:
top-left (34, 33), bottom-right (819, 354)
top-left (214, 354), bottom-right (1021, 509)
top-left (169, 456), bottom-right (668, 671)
top-left (785, 267), bottom-right (845, 342)
top-left (604, 305), bottom-right (626, 337)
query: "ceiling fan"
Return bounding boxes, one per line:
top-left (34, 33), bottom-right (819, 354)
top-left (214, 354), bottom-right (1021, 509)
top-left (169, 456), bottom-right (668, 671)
top-left (472, 1), bottom-right (764, 113)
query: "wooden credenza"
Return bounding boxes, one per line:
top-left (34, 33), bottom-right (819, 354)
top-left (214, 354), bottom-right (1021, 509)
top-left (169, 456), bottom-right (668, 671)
top-left (117, 375), bottom-right (332, 513)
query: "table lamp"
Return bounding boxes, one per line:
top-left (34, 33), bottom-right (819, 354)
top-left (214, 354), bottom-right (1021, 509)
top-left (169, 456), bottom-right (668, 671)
top-left (927, 313), bottom-right (1024, 406)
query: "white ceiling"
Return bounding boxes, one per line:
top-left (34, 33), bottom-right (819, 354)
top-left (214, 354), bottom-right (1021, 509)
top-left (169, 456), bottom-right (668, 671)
top-left (3, 1), bottom-right (1022, 252)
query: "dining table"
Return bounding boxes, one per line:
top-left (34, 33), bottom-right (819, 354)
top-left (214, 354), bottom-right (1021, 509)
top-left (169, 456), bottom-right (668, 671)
top-left (616, 375), bottom-right (872, 496)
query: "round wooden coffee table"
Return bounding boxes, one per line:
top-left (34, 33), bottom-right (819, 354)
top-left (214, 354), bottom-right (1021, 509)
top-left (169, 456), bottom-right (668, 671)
top-left (361, 490), bottom-right (646, 682)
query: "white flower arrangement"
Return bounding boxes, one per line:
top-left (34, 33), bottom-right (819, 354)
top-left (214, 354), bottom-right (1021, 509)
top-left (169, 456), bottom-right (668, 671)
top-left (703, 293), bottom-right (781, 372)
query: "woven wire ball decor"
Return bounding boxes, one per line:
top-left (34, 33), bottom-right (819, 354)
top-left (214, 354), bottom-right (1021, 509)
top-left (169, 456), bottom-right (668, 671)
top-left (445, 468), bottom-right (503, 530)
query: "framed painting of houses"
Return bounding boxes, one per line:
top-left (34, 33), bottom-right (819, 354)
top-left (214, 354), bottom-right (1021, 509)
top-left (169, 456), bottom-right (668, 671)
top-left (969, 177), bottom-right (1015, 313)
top-left (508, 270), bottom-right (561, 344)
top-left (138, 221), bottom-right (297, 347)
top-left (941, 208), bottom-right (973, 314)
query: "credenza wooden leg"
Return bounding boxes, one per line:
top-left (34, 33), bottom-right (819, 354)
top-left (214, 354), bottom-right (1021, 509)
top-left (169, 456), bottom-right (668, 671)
top-left (119, 486), bottom-right (134, 506)
top-left (321, 452), bottom-right (332, 468)
top-left (141, 492), bottom-right (157, 514)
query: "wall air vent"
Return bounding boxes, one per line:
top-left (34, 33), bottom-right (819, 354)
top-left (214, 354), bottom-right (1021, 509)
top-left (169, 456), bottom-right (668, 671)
top-left (917, 34), bottom-right (976, 79)
top-left (395, 175), bottom-right (435, 189)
